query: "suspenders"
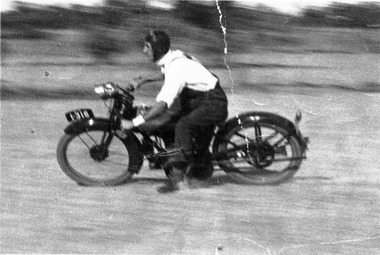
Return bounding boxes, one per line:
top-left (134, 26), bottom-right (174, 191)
top-left (170, 53), bottom-right (219, 82)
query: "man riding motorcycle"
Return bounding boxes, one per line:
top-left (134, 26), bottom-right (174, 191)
top-left (121, 30), bottom-right (228, 192)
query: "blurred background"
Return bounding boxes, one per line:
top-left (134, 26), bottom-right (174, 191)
top-left (1, 0), bottom-right (380, 96)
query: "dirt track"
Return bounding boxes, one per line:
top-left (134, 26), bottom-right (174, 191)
top-left (1, 84), bottom-right (380, 253)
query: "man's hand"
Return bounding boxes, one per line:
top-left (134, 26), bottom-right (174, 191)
top-left (120, 102), bottom-right (167, 132)
top-left (120, 119), bottom-right (134, 131)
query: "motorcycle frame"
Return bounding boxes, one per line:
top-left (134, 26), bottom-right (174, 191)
top-left (63, 89), bottom-right (308, 173)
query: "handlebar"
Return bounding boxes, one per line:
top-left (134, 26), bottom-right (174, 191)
top-left (124, 84), bottom-right (135, 93)
top-left (94, 81), bottom-right (135, 99)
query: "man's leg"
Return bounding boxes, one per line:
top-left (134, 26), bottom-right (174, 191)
top-left (186, 124), bottom-right (215, 180)
top-left (138, 100), bottom-right (180, 170)
top-left (159, 93), bottom-right (227, 191)
top-left (173, 112), bottom-right (216, 181)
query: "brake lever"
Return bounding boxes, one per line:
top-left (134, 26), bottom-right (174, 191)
top-left (116, 83), bottom-right (134, 94)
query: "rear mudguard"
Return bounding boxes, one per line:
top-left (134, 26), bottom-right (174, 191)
top-left (63, 118), bottom-right (144, 173)
top-left (215, 111), bottom-right (308, 153)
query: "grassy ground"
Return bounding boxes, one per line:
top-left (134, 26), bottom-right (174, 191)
top-left (1, 93), bottom-right (379, 253)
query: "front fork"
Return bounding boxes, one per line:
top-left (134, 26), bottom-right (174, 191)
top-left (87, 130), bottom-right (115, 162)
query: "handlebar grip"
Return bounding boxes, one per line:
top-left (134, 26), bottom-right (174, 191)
top-left (126, 84), bottom-right (135, 92)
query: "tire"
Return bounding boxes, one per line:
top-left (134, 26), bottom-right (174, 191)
top-left (57, 129), bottom-right (143, 186)
top-left (213, 121), bottom-right (303, 185)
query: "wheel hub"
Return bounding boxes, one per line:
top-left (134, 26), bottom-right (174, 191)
top-left (89, 145), bottom-right (109, 161)
top-left (250, 141), bottom-right (275, 167)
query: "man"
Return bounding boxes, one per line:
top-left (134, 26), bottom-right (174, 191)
top-left (121, 30), bottom-right (228, 192)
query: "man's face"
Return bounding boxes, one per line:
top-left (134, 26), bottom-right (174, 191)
top-left (143, 42), bottom-right (154, 61)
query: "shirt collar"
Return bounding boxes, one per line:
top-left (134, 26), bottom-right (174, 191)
top-left (156, 50), bottom-right (184, 67)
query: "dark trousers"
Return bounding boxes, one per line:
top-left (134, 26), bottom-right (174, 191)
top-left (175, 82), bottom-right (228, 162)
top-left (139, 82), bottom-right (228, 179)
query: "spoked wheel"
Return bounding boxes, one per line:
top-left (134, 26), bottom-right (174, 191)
top-left (214, 121), bottom-right (303, 185)
top-left (57, 129), bottom-right (142, 186)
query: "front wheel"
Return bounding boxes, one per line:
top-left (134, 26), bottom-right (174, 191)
top-left (213, 121), bottom-right (303, 185)
top-left (57, 129), bottom-right (143, 186)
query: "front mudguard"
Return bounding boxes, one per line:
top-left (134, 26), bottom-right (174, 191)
top-left (215, 111), bottom-right (308, 154)
top-left (64, 118), bottom-right (115, 134)
top-left (63, 118), bottom-right (144, 174)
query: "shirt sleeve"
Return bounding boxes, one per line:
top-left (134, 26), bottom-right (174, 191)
top-left (156, 63), bottom-right (184, 108)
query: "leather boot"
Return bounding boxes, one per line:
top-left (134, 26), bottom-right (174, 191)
top-left (157, 167), bottom-right (185, 193)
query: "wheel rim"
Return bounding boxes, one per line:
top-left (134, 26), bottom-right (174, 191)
top-left (217, 122), bottom-right (301, 180)
top-left (64, 130), bottom-right (130, 183)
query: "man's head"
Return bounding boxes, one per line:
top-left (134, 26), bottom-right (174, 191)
top-left (144, 30), bottom-right (170, 62)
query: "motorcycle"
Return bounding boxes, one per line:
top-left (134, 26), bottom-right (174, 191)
top-left (57, 82), bottom-right (309, 186)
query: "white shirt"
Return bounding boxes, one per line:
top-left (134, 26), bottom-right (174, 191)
top-left (156, 50), bottom-right (218, 108)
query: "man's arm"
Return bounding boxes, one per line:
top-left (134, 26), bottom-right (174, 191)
top-left (142, 101), bottom-right (167, 121)
top-left (131, 73), bottom-right (164, 89)
top-left (120, 101), bottom-right (167, 130)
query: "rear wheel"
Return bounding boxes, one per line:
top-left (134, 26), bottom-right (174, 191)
top-left (57, 129), bottom-right (143, 186)
top-left (214, 121), bottom-right (303, 185)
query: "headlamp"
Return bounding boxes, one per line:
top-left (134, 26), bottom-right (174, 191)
top-left (94, 83), bottom-right (116, 99)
